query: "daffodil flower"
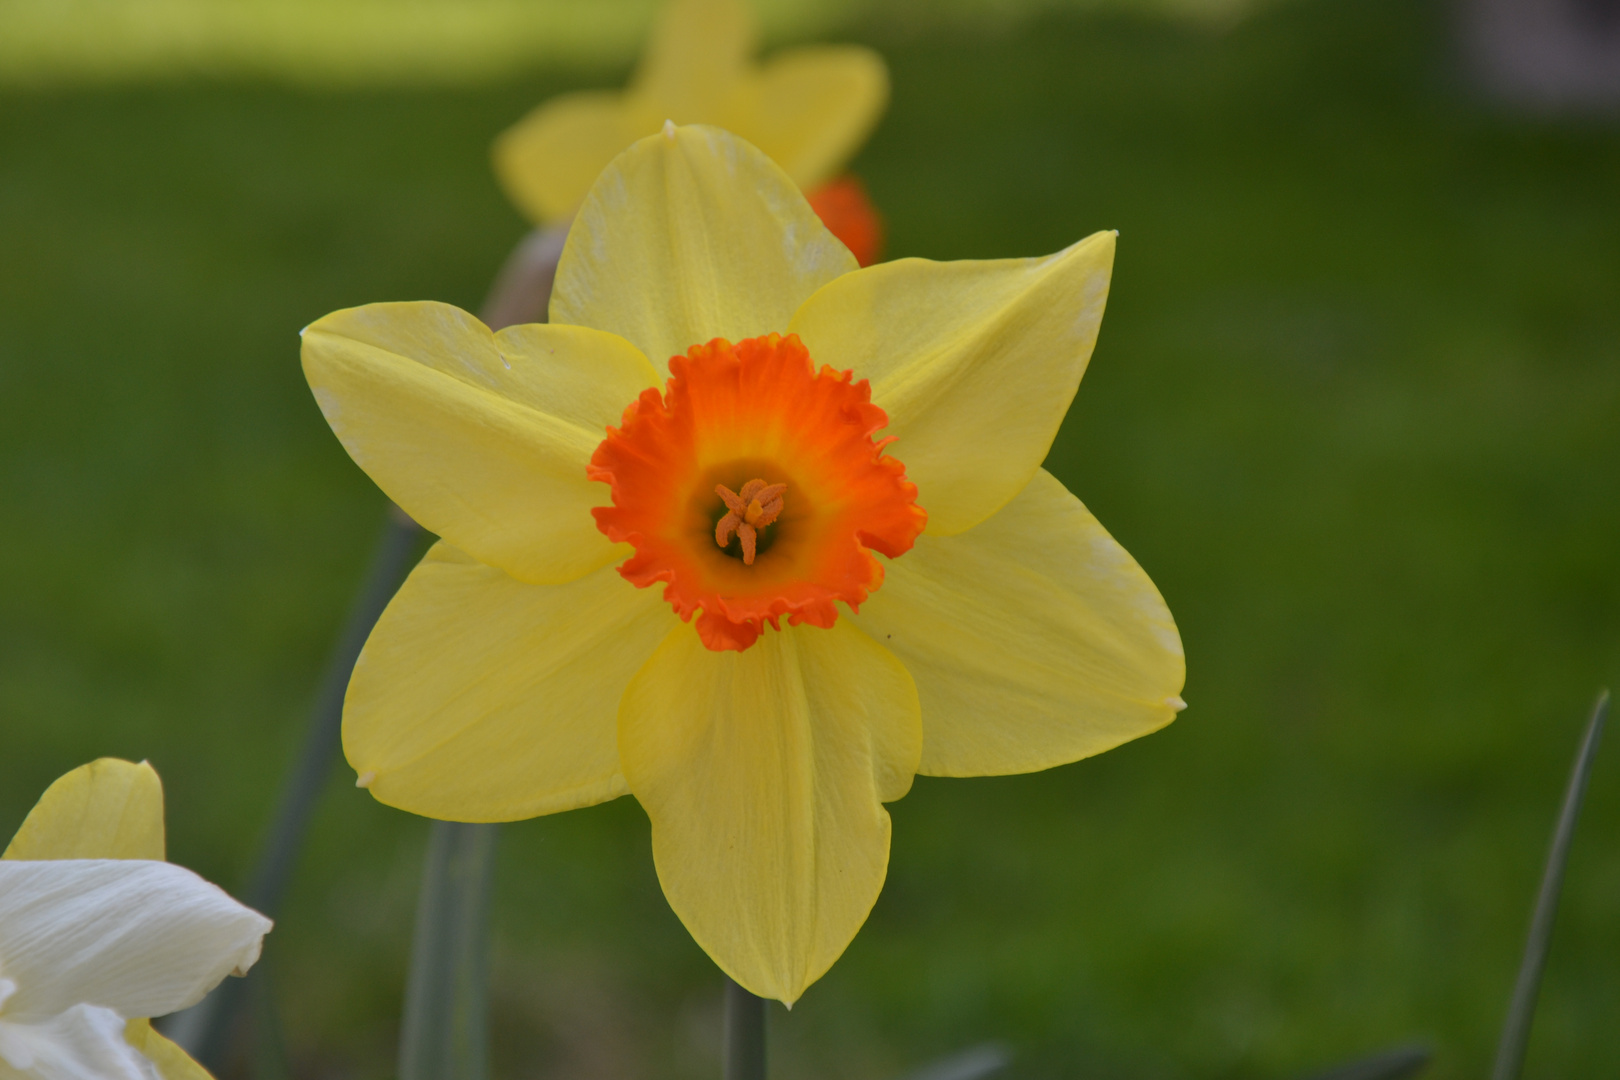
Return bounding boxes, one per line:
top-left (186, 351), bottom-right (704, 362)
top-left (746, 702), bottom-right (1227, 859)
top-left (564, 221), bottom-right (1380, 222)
top-left (493, 0), bottom-right (887, 262)
top-left (0, 759), bottom-right (272, 1080)
top-left (302, 124), bottom-right (1185, 1003)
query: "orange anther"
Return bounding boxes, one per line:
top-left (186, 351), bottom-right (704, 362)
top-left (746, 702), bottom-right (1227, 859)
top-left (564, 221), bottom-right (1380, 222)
top-left (715, 479), bottom-right (786, 564)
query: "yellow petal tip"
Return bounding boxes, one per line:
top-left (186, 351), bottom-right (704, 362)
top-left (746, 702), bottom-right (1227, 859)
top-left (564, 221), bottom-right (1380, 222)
top-left (1166, 695), bottom-right (1187, 712)
top-left (662, 118), bottom-right (677, 139)
top-left (355, 770), bottom-right (377, 789)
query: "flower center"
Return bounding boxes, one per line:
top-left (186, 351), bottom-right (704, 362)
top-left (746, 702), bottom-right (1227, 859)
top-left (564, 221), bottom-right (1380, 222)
top-left (714, 479), bottom-right (786, 564)
top-left (589, 333), bottom-right (927, 652)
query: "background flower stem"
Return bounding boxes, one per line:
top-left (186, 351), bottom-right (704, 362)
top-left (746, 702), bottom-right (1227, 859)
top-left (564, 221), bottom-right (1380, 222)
top-left (481, 221), bottom-right (570, 331)
top-left (723, 976), bottom-right (767, 1080)
top-left (400, 821), bottom-right (501, 1080)
top-left (1489, 689), bottom-right (1609, 1080)
top-left (1292, 1045), bottom-right (1429, 1080)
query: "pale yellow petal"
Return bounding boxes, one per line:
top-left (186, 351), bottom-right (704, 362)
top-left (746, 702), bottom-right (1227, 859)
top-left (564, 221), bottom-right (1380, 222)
top-left (618, 620), bottom-right (920, 1004)
top-left (345, 542), bottom-right (676, 822)
top-left (4, 758), bottom-right (164, 862)
top-left (735, 46), bottom-right (889, 190)
top-left (489, 0), bottom-right (757, 226)
top-left (492, 4), bottom-right (883, 224)
top-left (492, 91), bottom-right (657, 226)
top-left (632, 0), bottom-right (754, 119)
top-left (789, 231), bottom-right (1116, 535)
top-left (302, 302), bottom-right (659, 584)
top-left (551, 124), bottom-right (856, 371)
top-left (124, 1019), bottom-right (211, 1080)
top-left (851, 469), bottom-right (1184, 777)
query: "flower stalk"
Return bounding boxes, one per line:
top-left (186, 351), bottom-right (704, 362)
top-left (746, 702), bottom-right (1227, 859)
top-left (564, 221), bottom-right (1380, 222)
top-left (480, 222), bottom-right (571, 331)
top-left (723, 977), bottom-right (767, 1080)
top-left (400, 822), bottom-right (500, 1080)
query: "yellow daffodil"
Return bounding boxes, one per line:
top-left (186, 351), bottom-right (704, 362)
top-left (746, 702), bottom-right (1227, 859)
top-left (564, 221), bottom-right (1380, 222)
top-left (493, 0), bottom-right (888, 262)
top-left (1, 759), bottom-right (271, 1080)
top-left (302, 124), bottom-right (1185, 1004)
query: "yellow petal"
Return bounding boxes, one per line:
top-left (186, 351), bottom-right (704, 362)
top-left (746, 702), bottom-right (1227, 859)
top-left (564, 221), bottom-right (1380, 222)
top-left (851, 469), bottom-right (1184, 777)
top-left (735, 46), bottom-right (889, 191)
top-left (551, 124), bottom-right (857, 372)
top-left (618, 620), bottom-right (920, 1004)
top-left (487, 0), bottom-right (754, 227)
top-left (124, 1019), bottom-right (211, 1080)
top-left (789, 231), bottom-right (1116, 535)
top-left (492, 91), bottom-right (655, 226)
top-left (632, 0), bottom-right (754, 121)
top-left (490, 3), bottom-right (883, 226)
top-left (4, 758), bottom-right (164, 861)
top-left (302, 302), bottom-right (659, 584)
top-left (345, 542), bottom-right (676, 822)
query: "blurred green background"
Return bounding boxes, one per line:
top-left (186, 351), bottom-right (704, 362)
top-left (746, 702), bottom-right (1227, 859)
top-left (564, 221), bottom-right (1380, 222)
top-left (2, 0), bottom-right (1618, 1078)
top-left (0, 0), bottom-right (1263, 86)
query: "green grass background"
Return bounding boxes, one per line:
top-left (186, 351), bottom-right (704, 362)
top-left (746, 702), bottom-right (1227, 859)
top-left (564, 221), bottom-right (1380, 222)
top-left (2, 0), bottom-right (1618, 1077)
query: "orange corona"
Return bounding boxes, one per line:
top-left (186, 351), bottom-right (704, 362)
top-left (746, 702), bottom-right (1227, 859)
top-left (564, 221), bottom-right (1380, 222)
top-left (590, 333), bottom-right (926, 652)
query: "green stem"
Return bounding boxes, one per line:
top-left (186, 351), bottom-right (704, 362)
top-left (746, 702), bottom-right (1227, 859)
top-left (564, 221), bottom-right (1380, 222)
top-left (1489, 689), bottom-right (1609, 1080)
top-left (400, 821), bottom-right (500, 1080)
top-left (723, 977), bottom-right (766, 1080)
top-left (1292, 1044), bottom-right (1428, 1080)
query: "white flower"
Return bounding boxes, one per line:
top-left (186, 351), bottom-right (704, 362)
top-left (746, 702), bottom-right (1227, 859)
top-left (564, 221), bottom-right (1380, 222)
top-left (0, 759), bottom-right (272, 1080)
top-left (0, 859), bottom-right (269, 1080)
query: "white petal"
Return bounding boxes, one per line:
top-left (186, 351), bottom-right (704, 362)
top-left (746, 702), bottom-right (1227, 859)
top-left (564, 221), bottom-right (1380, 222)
top-left (0, 1004), bottom-right (157, 1080)
top-left (0, 860), bottom-right (270, 1023)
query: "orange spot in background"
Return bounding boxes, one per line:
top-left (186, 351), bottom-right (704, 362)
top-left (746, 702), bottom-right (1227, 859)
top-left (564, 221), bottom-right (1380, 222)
top-left (808, 174), bottom-right (884, 267)
top-left (589, 334), bottom-right (926, 652)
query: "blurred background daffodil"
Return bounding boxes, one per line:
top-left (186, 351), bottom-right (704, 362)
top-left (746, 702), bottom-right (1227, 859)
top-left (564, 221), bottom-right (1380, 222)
top-left (493, 0), bottom-right (889, 264)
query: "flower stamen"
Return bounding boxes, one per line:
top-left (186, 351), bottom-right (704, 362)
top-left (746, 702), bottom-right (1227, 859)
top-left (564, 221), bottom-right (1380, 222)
top-left (591, 332), bottom-right (926, 652)
top-left (715, 479), bottom-right (787, 565)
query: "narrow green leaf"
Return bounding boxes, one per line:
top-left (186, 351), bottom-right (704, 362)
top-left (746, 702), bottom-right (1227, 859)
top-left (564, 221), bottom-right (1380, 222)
top-left (1490, 689), bottom-right (1609, 1080)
